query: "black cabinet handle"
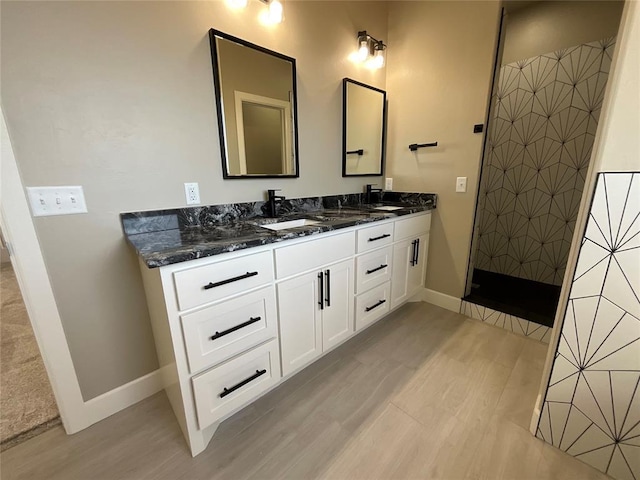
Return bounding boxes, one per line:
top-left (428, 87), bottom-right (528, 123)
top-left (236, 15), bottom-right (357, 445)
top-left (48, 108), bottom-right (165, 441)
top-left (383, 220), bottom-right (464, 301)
top-left (346, 149), bottom-right (364, 156)
top-left (325, 269), bottom-right (331, 307)
top-left (219, 369), bottom-right (267, 398)
top-left (365, 299), bottom-right (386, 312)
top-left (368, 234), bottom-right (391, 242)
top-left (209, 317), bottom-right (261, 341)
top-left (366, 264), bottom-right (388, 275)
top-left (204, 271), bottom-right (258, 290)
top-left (410, 240), bottom-right (417, 266)
top-left (415, 238), bottom-right (420, 265)
top-left (318, 272), bottom-right (324, 310)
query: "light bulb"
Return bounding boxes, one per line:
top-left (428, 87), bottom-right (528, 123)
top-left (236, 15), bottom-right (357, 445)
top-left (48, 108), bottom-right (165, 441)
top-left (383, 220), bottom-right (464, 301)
top-left (373, 48), bottom-right (385, 68)
top-left (226, 0), bottom-right (247, 9)
top-left (268, 0), bottom-right (283, 23)
top-left (356, 40), bottom-right (369, 63)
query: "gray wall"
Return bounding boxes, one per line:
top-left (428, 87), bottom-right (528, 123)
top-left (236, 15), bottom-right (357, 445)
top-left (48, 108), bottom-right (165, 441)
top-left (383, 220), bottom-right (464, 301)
top-left (0, 0), bottom-right (388, 400)
top-left (385, 1), bottom-right (502, 298)
top-left (502, 0), bottom-right (624, 64)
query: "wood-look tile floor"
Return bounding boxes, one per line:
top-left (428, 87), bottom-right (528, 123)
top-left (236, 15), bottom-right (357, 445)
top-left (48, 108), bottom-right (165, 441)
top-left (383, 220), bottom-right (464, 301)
top-left (0, 302), bottom-right (611, 480)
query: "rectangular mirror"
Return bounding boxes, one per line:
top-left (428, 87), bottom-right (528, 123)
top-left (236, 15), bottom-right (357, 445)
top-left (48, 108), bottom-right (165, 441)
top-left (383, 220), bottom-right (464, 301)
top-left (342, 78), bottom-right (386, 177)
top-left (209, 29), bottom-right (299, 178)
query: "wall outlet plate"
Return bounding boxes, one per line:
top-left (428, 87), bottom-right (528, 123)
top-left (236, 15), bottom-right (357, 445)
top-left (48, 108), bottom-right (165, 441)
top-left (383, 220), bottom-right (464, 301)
top-left (184, 182), bottom-right (200, 205)
top-left (385, 177), bottom-right (393, 190)
top-left (26, 186), bottom-right (88, 217)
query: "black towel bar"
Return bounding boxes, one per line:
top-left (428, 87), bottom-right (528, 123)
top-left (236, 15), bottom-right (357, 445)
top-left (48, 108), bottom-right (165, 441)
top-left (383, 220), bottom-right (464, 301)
top-left (409, 142), bottom-right (438, 151)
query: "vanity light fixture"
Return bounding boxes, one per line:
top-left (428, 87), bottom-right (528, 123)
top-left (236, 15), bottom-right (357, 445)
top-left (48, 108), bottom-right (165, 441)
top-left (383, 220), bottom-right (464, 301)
top-left (353, 31), bottom-right (386, 70)
top-left (225, 0), bottom-right (284, 24)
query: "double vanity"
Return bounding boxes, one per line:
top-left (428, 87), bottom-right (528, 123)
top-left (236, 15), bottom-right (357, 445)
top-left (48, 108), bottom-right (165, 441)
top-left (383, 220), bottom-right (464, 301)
top-left (117, 24), bottom-right (435, 457)
top-left (122, 191), bottom-right (435, 456)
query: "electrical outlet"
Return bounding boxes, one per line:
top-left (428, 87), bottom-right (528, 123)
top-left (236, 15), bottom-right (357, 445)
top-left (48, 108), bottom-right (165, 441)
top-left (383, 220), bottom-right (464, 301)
top-left (456, 177), bottom-right (468, 193)
top-left (385, 177), bottom-right (393, 190)
top-left (26, 186), bottom-right (88, 217)
top-left (184, 182), bottom-right (200, 205)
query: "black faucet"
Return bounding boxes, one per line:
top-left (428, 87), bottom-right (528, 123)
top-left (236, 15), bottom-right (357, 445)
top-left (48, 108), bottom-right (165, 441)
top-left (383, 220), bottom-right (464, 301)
top-left (364, 184), bottom-right (383, 204)
top-left (267, 189), bottom-right (286, 217)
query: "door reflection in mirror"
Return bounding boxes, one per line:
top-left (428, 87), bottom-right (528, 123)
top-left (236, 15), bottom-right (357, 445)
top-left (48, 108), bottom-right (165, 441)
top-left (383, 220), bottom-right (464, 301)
top-left (209, 29), bottom-right (299, 178)
top-left (342, 78), bottom-right (386, 177)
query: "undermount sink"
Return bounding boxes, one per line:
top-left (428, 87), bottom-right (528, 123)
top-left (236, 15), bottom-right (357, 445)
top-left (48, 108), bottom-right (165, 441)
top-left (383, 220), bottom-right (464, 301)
top-left (373, 206), bottom-right (404, 211)
top-left (259, 219), bottom-right (321, 231)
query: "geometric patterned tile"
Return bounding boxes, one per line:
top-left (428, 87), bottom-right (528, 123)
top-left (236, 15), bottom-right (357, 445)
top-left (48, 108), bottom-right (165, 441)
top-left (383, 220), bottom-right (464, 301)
top-left (460, 300), bottom-right (551, 344)
top-left (475, 38), bottom-right (615, 286)
top-left (537, 172), bottom-right (640, 480)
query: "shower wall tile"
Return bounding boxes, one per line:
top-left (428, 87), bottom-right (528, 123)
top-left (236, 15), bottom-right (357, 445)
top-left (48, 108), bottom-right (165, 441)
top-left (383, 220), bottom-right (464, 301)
top-left (460, 300), bottom-right (551, 343)
top-left (476, 38), bottom-right (616, 286)
top-left (536, 172), bottom-right (640, 480)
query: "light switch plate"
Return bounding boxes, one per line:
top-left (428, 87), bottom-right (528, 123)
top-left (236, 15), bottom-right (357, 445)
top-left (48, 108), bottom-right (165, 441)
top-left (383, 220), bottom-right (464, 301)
top-left (456, 177), bottom-right (467, 193)
top-left (385, 177), bottom-right (393, 190)
top-left (26, 186), bottom-right (88, 217)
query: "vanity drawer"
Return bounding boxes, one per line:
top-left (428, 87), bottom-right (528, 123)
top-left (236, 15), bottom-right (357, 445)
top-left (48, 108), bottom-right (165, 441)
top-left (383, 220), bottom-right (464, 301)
top-left (275, 231), bottom-right (355, 279)
top-left (356, 222), bottom-right (394, 253)
top-left (394, 213), bottom-right (431, 241)
top-left (173, 250), bottom-right (274, 311)
top-left (192, 339), bottom-right (280, 431)
top-left (181, 286), bottom-right (277, 374)
top-left (355, 281), bottom-right (391, 331)
top-left (355, 246), bottom-right (392, 294)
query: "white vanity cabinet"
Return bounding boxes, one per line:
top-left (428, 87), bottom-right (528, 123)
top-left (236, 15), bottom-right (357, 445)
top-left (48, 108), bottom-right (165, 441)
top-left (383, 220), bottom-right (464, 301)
top-left (275, 231), bottom-right (355, 376)
top-left (138, 210), bottom-right (431, 457)
top-left (391, 215), bottom-right (431, 309)
top-left (278, 257), bottom-right (354, 376)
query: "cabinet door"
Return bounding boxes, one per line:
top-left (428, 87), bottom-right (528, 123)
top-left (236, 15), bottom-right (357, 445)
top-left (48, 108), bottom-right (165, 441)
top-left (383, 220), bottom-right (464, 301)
top-left (321, 259), bottom-right (354, 351)
top-left (277, 271), bottom-right (322, 376)
top-left (390, 238), bottom-right (411, 309)
top-left (406, 234), bottom-right (429, 299)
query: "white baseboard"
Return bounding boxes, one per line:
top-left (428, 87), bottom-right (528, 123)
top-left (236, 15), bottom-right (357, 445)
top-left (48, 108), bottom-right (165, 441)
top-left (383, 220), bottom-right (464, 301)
top-left (84, 369), bottom-right (163, 425)
top-left (420, 288), bottom-right (462, 313)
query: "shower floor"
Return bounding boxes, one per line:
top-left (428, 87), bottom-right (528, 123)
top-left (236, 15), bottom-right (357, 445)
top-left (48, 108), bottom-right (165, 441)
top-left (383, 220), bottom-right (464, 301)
top-left (463, 269), bottom-right (561, 328)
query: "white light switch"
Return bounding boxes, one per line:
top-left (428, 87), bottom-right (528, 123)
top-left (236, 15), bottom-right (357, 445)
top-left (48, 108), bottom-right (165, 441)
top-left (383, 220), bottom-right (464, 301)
top-left (27, 186), bottom-right (88, 217)
top-left (456, 177), bottom-right (467, 193)
top-left (385, 177), bottom-right (393, 190)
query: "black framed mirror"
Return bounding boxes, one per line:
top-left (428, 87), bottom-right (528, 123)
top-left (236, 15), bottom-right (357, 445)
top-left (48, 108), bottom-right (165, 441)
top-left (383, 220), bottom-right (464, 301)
top-left (342, 78), bottom-right (386, 177)
top-left (209, 29), bottom-right (300, 179)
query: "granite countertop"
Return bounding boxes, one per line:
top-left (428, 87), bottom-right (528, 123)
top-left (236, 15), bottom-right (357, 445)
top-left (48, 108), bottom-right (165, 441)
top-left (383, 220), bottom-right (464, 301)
top-left (122, 192), bottom-right (436, 268)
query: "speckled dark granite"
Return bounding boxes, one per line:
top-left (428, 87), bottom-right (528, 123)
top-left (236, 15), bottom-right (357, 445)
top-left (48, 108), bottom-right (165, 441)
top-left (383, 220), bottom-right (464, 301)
top-left (121, 192), bottom-right (436, 268)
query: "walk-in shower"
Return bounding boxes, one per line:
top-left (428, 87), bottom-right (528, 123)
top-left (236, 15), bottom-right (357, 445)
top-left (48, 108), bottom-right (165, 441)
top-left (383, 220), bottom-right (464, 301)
top-left (464, 1), bottom-right (623, 341)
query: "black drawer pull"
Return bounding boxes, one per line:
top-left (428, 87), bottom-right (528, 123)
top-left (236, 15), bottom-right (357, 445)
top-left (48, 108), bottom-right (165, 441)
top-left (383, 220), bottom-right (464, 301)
top-left (366, 264), bottom-right (388, 275)
top-left (219, 369), bottom-right (267, 398)
top-left (203, 271), bottom-right (258, 290)
top-left (209, 317), bottom-right (262, 341)
top-left (365, 299), bottom-right (386, 312)
top-left (368, 233), bottom-right (391, 242)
